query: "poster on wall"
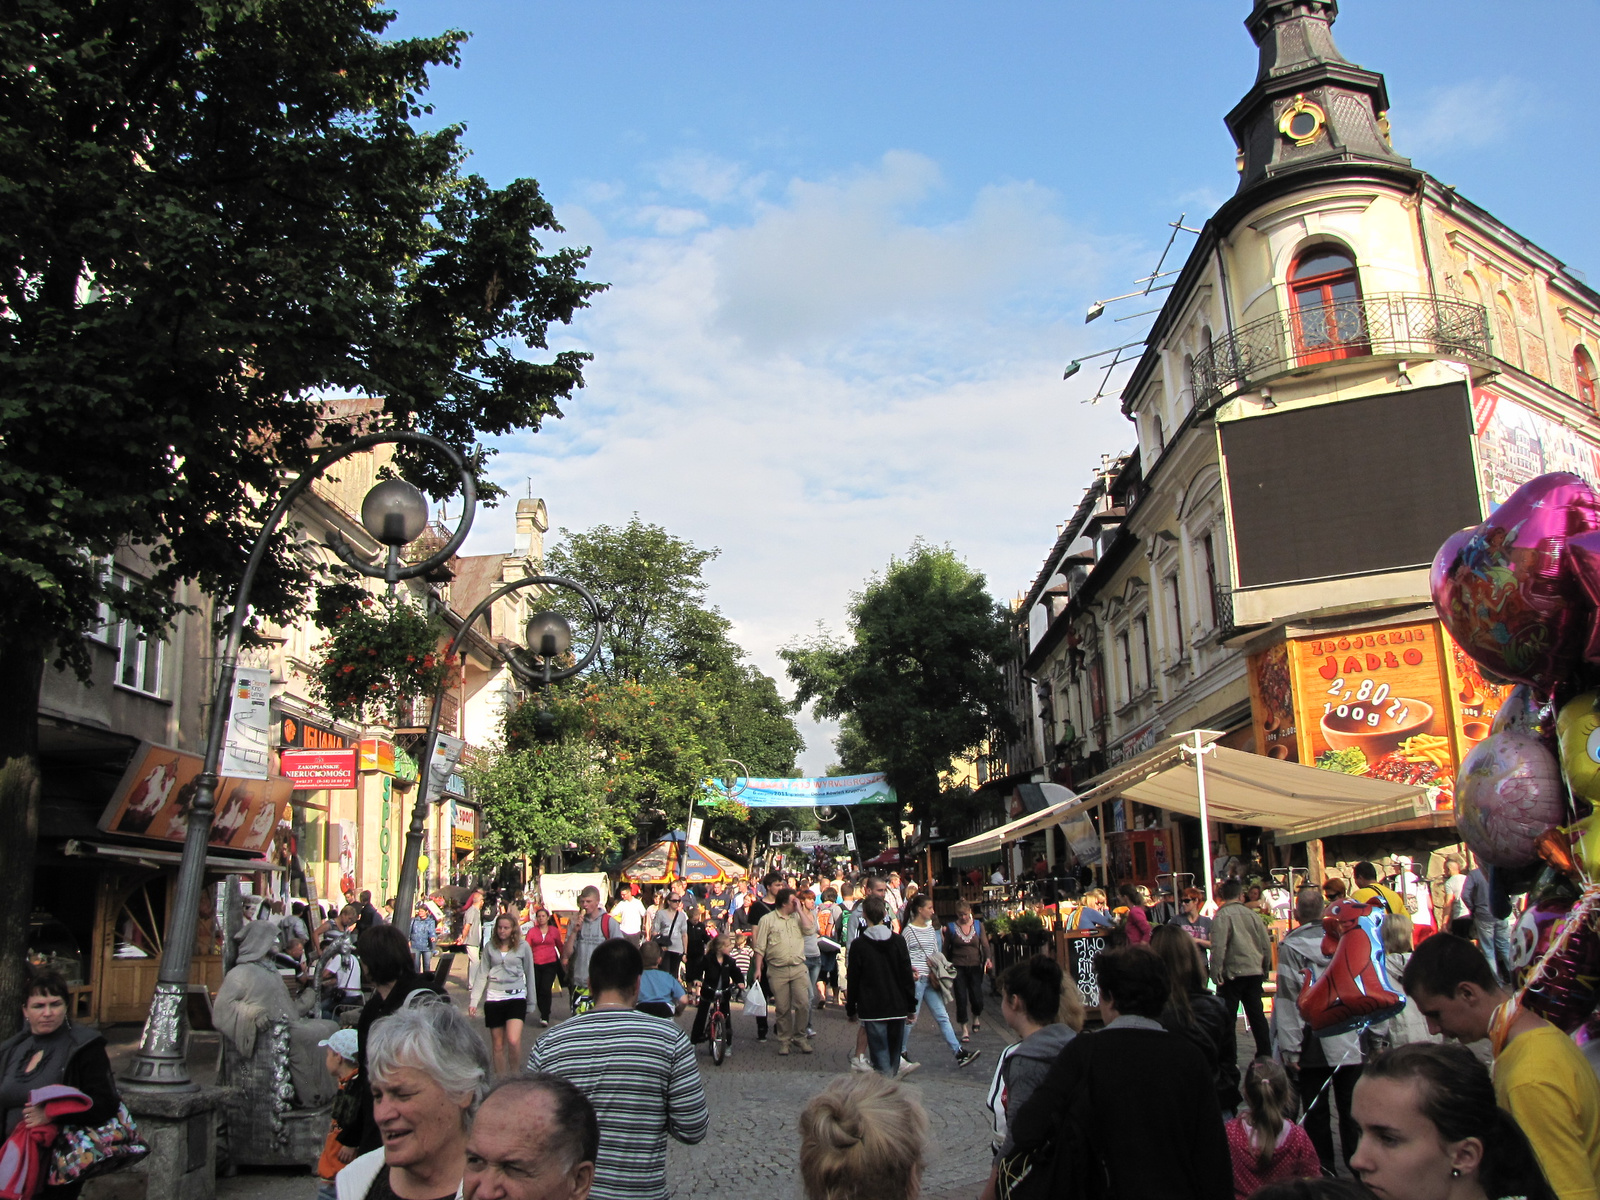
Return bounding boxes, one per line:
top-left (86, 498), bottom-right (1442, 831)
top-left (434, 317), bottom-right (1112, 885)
top-left (1246, 643), bottom-right (1298, 764)
top-left (99, 741), bottom-right (294, 851)
top-left (336, 820), bottom-right (357, 898)
top-left (1474, 388), bottom-right (1600, 508)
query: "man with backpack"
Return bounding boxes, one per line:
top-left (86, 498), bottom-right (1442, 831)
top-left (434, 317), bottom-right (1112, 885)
top-left (563, 885), bottom-right (625, 1005)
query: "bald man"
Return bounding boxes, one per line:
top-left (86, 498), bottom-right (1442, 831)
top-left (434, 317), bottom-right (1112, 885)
top-left (464, 1075), bottom-right (597, 1200)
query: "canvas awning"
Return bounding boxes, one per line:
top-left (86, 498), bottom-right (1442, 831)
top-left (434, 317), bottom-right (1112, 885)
top-left (948, 730), bottom-right (1429, 858)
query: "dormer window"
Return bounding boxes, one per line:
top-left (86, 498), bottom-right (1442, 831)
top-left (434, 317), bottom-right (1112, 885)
top-left (1290, 246), bottom-right (1368, 364)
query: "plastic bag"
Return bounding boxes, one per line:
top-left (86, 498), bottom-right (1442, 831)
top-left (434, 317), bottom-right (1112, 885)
top-left (743, 980), bottom-right (768, 1019)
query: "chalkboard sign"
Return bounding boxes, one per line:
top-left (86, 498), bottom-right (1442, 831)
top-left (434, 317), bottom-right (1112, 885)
top-left (1062, 931), bottom-right (1109, 1009)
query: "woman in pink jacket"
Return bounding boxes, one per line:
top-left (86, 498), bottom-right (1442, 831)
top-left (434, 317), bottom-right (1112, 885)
top-left (524, 907), bottom-right (564, 1027)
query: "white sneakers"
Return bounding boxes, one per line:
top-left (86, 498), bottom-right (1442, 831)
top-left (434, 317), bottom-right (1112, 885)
top-left (898, 1057), bottom-right (920, 1075)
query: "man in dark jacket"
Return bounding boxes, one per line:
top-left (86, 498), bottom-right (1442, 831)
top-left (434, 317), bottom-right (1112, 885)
top-left (1008, 945), bottom-right (1230, 1200)
top-left (844, 895), bottom-right (915, 1077)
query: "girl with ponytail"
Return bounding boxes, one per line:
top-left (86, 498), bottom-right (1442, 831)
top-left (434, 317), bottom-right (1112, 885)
top-left (1225, 1057), bottom-right (1320, 1198)
top-left (1352, 1042), bottom-right (1553, 1200)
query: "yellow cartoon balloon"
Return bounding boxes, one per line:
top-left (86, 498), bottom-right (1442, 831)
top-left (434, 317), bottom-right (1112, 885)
top-left (1556, 690), bottom-right (1600, 807)
top-left (1567, 812), bottom-right (1600, 882)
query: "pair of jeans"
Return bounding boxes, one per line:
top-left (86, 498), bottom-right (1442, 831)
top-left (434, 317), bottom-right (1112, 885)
top-left (768, 963), bottom-right (812, 1048)
top-left (414, 950), bottom-right (432, 974)
top-left (1475, 918), bottom-right (1515, 985)
top-left (1219, 974), bottom-right (1272, 1057)
top-left (952, 964), bottom-right (985, 1024)
top-left (533, 960), bottom-right (561, 1021)
top-left (805, 955), bottom-right (822, 1022)
top-left (1296, 1063), bottom-right (1362, 1172)
top-left (913, 976), bottom-right (962, 1055)
top-left (863, 1019), bottom-right (906, 1077)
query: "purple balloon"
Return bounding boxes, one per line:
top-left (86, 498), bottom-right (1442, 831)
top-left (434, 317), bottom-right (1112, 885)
top-left (1455, 728), bottom-right (1566, 867)
top-left (1432, 473), bottom-right (1600, 689)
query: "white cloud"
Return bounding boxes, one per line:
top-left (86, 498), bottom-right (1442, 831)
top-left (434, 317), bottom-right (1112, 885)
top-left (468, 152), bottom-right (1142, 771)
top-left (1399, 77), bottom-right (1534, 155)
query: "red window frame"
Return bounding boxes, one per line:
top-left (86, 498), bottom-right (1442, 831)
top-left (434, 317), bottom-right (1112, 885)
top-left (1577, 346), bottom-right (1597, 412)
top-left (1289, 247), bottom-right (1368, 365)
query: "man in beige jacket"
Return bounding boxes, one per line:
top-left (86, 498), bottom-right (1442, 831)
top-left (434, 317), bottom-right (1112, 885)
top-left (753, 887), bottom-right (811, 1054)
top-left (1209, 878), bottom-right (1274, 1057)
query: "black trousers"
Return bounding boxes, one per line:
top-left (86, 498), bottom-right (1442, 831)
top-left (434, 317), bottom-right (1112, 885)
top-left (952, 964), bottom-right (986, 1024)
top-left (1219, 974), bottom-right (1272, 1057)
top-left (661, 950), bottom-right (683, 978)
top-left (1297, 1063), bottom-right (1362, 1172)
top-left (533, 960), bottom-right (561, 1021)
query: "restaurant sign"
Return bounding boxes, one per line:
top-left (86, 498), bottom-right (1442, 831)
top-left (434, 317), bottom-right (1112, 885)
top-left (278, 716), bottom-right (350, 750)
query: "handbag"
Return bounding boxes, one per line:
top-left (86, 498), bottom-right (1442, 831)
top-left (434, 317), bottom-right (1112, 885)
top-left (47, 1102), bottom-right (149, 1186)
top-left (653, 912), bottom-right (682, 950)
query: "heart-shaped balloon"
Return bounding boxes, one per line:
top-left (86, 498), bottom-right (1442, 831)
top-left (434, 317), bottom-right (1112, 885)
top-left (1432, 472), bottom-right (1600, 690)
top-left (1455, 728), bottom-right (1566, 867)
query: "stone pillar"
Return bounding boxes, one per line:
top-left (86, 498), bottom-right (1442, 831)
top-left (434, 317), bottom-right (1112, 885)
top-left (110, 1087), bottom-right (230, 1200)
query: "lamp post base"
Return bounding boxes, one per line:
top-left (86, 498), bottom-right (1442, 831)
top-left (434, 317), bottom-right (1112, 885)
top-left (121, 981), bottom-right (198, 1091)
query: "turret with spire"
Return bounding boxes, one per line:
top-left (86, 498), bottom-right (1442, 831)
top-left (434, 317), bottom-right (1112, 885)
top-left (1226, 0), bottom-right (1411, 196)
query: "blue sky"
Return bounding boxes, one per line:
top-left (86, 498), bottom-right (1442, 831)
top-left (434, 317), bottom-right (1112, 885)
top-left (388, 0), bottom-right (1599, 771)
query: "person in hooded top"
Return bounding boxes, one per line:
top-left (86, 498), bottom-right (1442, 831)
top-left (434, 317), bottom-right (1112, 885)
top-left (983, 955), bottom-right (1081, 1184)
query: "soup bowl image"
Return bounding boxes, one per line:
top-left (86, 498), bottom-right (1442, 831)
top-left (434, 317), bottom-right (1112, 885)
top-left (1321, 697), bottom-right (1435, 760)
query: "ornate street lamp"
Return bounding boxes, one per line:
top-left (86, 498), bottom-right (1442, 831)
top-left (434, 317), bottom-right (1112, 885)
top-left (392, 575), bottom-right (605, 921)
top-left (123, 431), bottom-right (475, 1090)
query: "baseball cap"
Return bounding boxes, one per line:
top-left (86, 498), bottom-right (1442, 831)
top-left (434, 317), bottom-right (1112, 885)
top-left (318, 1028), bottom-right (360, 1061)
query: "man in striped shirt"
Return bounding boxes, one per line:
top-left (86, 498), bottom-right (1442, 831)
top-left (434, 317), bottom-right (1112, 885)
top-left (527, 940), bottom-right (708, 1200)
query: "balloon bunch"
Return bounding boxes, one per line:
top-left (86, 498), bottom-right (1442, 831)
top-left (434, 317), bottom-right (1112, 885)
top-left (1432, 472), bottom-right (1600, 1029)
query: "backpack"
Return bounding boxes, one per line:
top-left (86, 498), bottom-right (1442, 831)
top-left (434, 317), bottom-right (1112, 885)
top-left (817, 905), bottom-right (836, 939)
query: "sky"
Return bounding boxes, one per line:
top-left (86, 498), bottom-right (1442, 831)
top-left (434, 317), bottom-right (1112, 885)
top-left (387, 0), bottom-right (1600, 773)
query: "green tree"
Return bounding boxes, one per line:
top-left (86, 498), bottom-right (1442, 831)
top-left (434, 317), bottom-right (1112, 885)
top-left (543, 517), bottom-right (735, 685)
top-left (0, 0), bottom-right (603, 1030)
top-left (469, 741), bottom-right (631, 870)
top-left (782, 541), bottom-right (1018, 840)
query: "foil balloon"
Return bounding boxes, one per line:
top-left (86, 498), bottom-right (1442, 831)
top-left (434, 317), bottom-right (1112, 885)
top-left (1568, 812), bottom-right (1600, 882)
top-left (1299, 899), bottom-right (1406, 1037)
top-left (1431, 472), bottom-right (1600, 690)
top-left (1512, 898), bottom-right (1573, 977)
top-left (1521, 901), bottom-right (1600, 1032)
top-left (1558, 690), bottom-right (1600, 808)
top-left (1492, 684), bottom-right (1553, 740)
top-left (1455, 727), bottom-right (1566, 866)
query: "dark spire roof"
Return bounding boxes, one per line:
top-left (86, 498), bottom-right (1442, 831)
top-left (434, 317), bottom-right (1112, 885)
top-left (1225, 0), bottom-right (1410, 196)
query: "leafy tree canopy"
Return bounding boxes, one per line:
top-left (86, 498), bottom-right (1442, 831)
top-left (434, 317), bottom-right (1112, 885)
top-left (469, 739), bottom-right (632, 869)
top-left (782, 541), bottom-right (1017, 821)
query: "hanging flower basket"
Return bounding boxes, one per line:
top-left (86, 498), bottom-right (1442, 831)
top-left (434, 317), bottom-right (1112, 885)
top-left (309, 591), bottom-right (457, 724)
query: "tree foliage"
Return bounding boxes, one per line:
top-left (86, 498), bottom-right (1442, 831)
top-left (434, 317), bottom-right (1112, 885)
top-left (782, 541), bottom-right (1017, 825)
top-left (469, 740), bottom-right (631, 869)
top-left (0, 0), bottom-right (603, 1034)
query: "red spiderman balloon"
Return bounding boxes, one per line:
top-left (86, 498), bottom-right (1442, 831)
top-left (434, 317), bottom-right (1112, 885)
top-left (1298, 899), bottom-right (1407, 1037)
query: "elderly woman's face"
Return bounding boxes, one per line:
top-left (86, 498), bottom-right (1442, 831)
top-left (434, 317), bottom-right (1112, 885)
top-left (372, 1065), bottom-right (472, 1169)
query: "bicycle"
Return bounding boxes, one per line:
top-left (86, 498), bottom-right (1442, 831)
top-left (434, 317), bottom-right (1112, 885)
top-left (569, 984), bottom-right (595, 1016)
top-left (705, 978), bottom-right (733, 1065)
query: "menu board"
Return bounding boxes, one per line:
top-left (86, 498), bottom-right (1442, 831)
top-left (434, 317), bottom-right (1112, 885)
top-left (1063, 930), bottom-right (1108, 1009)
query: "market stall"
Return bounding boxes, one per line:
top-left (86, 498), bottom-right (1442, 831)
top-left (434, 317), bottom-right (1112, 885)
top-left (618, 830), bottom-right (747, 885)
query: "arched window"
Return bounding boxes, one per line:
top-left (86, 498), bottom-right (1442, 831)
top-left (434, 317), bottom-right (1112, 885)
top-left (1578, 346), bottom-right (1598, 411)
top-left (1495, 295), bottom-right (1520, 368)
top-left (1289, 245), bottom-right (1367, 363)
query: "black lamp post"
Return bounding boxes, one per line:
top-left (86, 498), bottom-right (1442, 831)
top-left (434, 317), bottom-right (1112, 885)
top-left (122, 432), bottom-right (474, 1091)
top-left (391, 574), bottom-right (605, 921)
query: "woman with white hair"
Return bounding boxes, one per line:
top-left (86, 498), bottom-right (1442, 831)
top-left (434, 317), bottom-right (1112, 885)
top-left (337, 998), bottom-right (489, 1200)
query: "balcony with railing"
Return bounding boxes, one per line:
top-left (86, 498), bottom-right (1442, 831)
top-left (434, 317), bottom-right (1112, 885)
top-left (1191, 292), bottom-right (1492, 408)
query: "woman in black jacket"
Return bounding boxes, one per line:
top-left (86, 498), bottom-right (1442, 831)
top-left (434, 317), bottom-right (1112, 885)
top-left (0, 971), bottom-right (121, 1200)
top-left (1151, 925), bottom-right (1240, 1114)
top-left (844, 896), bottom-right (915, 1077)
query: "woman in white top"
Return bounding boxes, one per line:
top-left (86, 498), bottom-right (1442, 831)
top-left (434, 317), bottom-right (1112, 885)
top-left (468, 913), bottom-right (536, 1077)
top-left (902, 894), bottom-right (980, 1068)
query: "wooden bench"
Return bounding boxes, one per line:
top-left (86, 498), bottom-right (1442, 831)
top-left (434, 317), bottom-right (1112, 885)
top-left (67, 984), bottom-right (93, 1020)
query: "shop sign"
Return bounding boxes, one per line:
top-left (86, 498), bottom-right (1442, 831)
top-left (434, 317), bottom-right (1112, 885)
top-left (443, 773), bottom-right (468, 798)
top-left (278, 715), bottom-right (350, 750)
top-left (221, 667), bottom-right (272, 780)
top-left (358, 738), bottom-right (396, 775)
top-left (1107, 721), bottom-right (1163, 767)
top-left (100, 740), bottom-right (293, 852)
top-left (450, 801), bottom-right (477, 851)
top-left (767, 830), bottom-right (846, 848)
top-left (1263, 618), bottom-right (1513, 810)
top-left (279, 748), bottom-right (358, 790)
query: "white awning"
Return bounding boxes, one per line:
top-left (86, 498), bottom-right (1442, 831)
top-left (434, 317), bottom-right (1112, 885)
top-left (948, 729), bottom-right (1428, 856)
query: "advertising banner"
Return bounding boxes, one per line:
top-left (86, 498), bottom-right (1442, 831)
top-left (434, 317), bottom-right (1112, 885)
top-left (426, 734), bottom-right (466, 801)
top-left (710, 773), bottom-right (897, 808)
top-left (221, 667), bottom-right (272, 780)
top-left (1474, 388), bottom-right (1600, 509)
top-left (358, 738), bottom-right (396, 776)
top-left (1248, 618), bottom-right (1514, 812)
top-left (336, 820), bottom-right (357, 897)
top-left (280, 749), bottom-right (358, 790)
top-left (538, 872), bottom-right (608, 914)
top-left (100, 740), bottom-right (293, 852)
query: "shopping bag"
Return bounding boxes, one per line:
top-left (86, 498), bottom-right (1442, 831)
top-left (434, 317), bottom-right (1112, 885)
top-left (47, 1102), bottom-right (149, 1186)
top-left (743, 980), bottom-right (768, 1019)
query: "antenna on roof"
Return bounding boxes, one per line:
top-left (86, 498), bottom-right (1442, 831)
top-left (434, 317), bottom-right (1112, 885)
top-left (1064, 214), bottom-right (1202, 404)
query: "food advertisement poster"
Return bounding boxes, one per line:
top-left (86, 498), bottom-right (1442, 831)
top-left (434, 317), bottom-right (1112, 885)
top-left (1271, 619), bottom-right (1512, 811)
top-left (99, 740), bottom-right (294, 851)
top-left (1247, 643), bottom-right (1298, 764)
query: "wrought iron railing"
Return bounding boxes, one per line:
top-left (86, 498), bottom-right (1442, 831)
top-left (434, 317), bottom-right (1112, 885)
top-left (1211, 585), bottom-right (1238, 640)
top-left (1191, 292), bottom-right (1491, 407)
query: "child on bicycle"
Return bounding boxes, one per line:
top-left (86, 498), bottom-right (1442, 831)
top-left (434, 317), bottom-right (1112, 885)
top-left (691, 933), bottom-right (741, 1046)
